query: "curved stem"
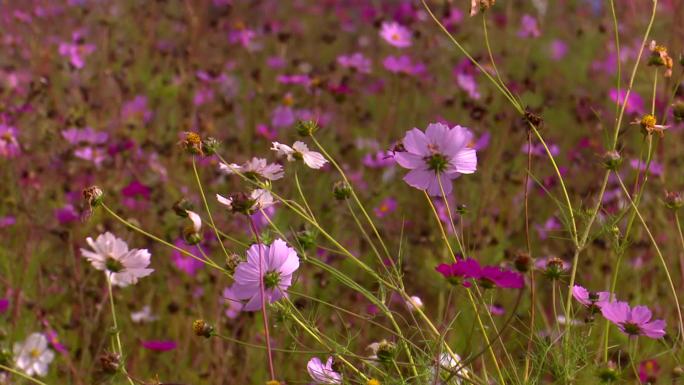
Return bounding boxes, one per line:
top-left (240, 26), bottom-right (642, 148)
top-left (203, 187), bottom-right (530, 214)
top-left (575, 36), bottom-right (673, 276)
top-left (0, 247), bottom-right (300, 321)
top-left (192, 157), bottom-right (230, 259)
top-left (0, 364), bottom-right (49, 385)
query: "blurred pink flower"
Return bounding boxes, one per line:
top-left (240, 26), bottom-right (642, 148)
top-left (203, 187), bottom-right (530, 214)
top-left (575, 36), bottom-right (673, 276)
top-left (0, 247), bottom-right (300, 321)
top-left (379, 21), bottom-right (412, 48)
top-left (171, 239), bottom-right (205, 277)
top-left (337, 52), bottom-right (372, 74)
top-left (518, 14), bottom-right (541, 38)
top-left (374, 197), bottom-right (397, 218)
top-left (609, 89), bottom-right (644, 115)
top-left (383, 55), bottom-right (426, 76)
top-left (141, 340), bottom-right (177, 352)
top-left (222, 287), bottom-right (244, 319)
top-left (0, 124), bottom-right (21, 158)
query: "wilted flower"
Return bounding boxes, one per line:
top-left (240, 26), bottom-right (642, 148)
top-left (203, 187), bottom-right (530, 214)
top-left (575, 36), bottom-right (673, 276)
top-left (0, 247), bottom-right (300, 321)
top-left (470, 0), bottom-right (496, 16)
top-left (228, 239), bottom-right (300, 311)
top-left (13, 333), bottom-right (54, 377)
top-left (307, 356), bottom-right (342, 384)
top-left (179, 132), bottom-right (204, 155)
top-left (634, 114), bottom-right (668, 137)
top-left (379, 21), bottom-right (412, 48)
top-left (192, 319), bottom-right (214, 338)
top-left (394, 123), bottom-right (477, 196)
top-left (648, 40), bottom-right (673, 77)
top-left (219, 157), bottom-right (284, 181)
top-left (80, 232), bottom-right (154, 287)
top-left (601, 301), bottom-right (666, 339)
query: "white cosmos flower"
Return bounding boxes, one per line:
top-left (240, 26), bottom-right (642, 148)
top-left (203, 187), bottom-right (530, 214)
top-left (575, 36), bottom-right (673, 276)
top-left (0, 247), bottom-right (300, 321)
top-left (80, 232), bottom-right (154, 287)
top-left (13, 333), bottom-right (54, 377)
top-left (433, 352), bottom-right (470, 384)
top-left (271, 141), bottom-right (328, 169)
top-left (131, 305), bottom-right (159, 323)
top-left (218, 157), bottom-right (284, 180)
top-left (186, 210), bottom-right (202, 233)
top-left (216, 194), bottom-right (233, 209)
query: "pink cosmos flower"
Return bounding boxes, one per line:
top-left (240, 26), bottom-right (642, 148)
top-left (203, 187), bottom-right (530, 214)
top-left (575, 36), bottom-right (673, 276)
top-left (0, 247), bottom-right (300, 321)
top-left (374, 197), bottom-right (397, 218)
top-left (45, 330), bottom-right (68, 354)
top-left (601, 301), bottom-right (666, 339)
top-left (58, 32), bottom-right (95, 69)
top-left (363, 150), bottom-right (395, 168)
top-left (222, 287), bottom-right (243, 319)
top-left (121, 95), bottom-right (153, 124)
top-left (141, 340), bottom-right (177, 352)
top-left (518, 14), bottom-right (541, 38)
top-left (55, 204), bottom-right (79, 225)
top-left (0, 124), bottom-right (21, 158)
top-left (383, 55), bottom-right (426, 76)
top-left (271, 105), bottom-right (295, 128)
top-left (436, 259), bottom-right (524, 289)
top-left (394, 123), bottom-right (477, 196)
top-left (307, 356), bottom-right (342, 384)
top-left (609, 89), bottom-right (644, 115)
top-left (62, 127), bottom-right (108, 145)
top-left (171, 239), bottom-right (205, 276)
top-left (379, 21), bottom-right (412, 48)
top-left (80, 232), bottom-right (154, 287)
top-left (337, 52), bottom-right (372, 74)
top-left (549, 39), bottom-right (568, 61)
top-left (572, 285), bottom-right (610, 310)
top-left (228, 239), bottom-right (299, 311)
top-left (0, 216), bottom-right (16, 228)
top-left (0, 298), bottom-right (8, 313)
top-left (638, 359), bottom-right (660, 383)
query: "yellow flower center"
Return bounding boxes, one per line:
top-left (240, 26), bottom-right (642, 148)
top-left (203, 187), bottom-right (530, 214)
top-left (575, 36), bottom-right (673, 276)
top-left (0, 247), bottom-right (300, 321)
top-left (186, 132), bottom-right (201, 145)
top-left (30, 348), bottom-right (41, 358)
top-left (391, 33), bottom-right (400, 41)
top-left (367, 379), bottom-right (381, 385)
top-left (640, 114), bottom-right (656, 129)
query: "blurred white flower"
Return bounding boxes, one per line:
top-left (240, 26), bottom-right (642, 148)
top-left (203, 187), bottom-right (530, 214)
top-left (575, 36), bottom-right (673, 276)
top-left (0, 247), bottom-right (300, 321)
top-left (80, 232), bottom-right (154, 287)
top-left (271, 141), bottom-right (328, 169)
top-left (405, 295), bottom-right (424, 311)
top-left (131, 305), bottom-right (159, 323)
top-left (13, 333), bottom-right (54, 377)
top-left (218, 157), bottom-right (284, 180)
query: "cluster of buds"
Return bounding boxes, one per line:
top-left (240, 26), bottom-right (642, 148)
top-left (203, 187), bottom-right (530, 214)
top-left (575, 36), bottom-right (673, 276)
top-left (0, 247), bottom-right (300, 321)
top-left (192, 319), bottom-right (214, 338)
top-left (179, 132), bottom-right (221, 156)
top-left (648, 41), bottom-right (673, 77)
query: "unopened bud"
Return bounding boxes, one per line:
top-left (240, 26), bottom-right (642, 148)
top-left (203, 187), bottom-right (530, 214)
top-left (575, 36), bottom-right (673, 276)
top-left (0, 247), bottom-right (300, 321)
top-left (543, 257), bottom-right (566, 280)
top-left (603, 151), bottom-right (622, 171)
top-left (202, 137), bottom-right (220, 155)
top-left (664, 191), bottom-right (684, 211)
top-left (99, 351), bottom-right (121, 373)
top-left (332, 181), bottom-right (352, 200)
top-left (295, 120), bottom-right (318, 136)
top-left (83, 186), bottom-right (104, 207)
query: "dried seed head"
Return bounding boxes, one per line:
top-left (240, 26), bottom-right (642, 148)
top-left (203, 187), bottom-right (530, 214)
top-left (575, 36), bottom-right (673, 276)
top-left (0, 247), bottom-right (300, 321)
top-left (192, 319), bottom-right (214, 338)
top-left (296, 120), bottom-right (319, 136)
top-left (180, 132), bottom-right (204, 155)
top-left (83, 186), bottom-right (104, 207)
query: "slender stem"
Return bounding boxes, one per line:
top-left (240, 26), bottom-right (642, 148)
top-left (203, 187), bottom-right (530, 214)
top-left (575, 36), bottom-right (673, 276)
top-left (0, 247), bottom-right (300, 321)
top-left (0, 364), bottom-right (49, 385)
top-left (247, 217), bottom-right (276, 381)
top-left (675, 214), bottom-right (684, 288)
top-left (523, 132), bottom-right (534, 381)
top-left (424, 191), bottom-right (457, 261)
top-left (615, 173), bottom-right (684, 342)
top-left (192, 157), bottom-right (230, 259)
top-left (100, 203), bottom-right (227, 273)
top-left (437, 176), bottom-right (467, 258)
top-left (107, 278), bottom-right (135, 385)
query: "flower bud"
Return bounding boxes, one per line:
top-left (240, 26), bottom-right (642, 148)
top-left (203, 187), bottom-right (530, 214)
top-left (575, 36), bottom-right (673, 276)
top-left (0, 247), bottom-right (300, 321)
top-left (664, 191), bottom-right (684, 211)
top-left (83, 186), bottom-right (104, 207)
top-left (456, 204), bottom-right (468, 215)
top-left (192, 319), bottom-right (214, 338)
top-left (368, 340), bottom-right (396, 363)
top-left (673, 101), bottom-right (684, 122)
top-left (543, 257), bottom-right (566, 280)
top-left (332, 181), bottom-right (352, 200)
top-left (514, 252), bottom-right (533, 273)
top-left (602, 151), bottom-right (622, 171)
top-left (173, 198), bottom-right (194, 217)
top-left (99, 351), bottom-right (121, 373)
top-left (202, 137), bottom-right (220, 155)
top-left (596, 362), bottom-right (619, 383)
top-left (295, 120), bottom-right (319, 136)
top-left (225, 253), bottom-right (242, 275)
top-left (673, 365), bottom-right (684, 378)
top-left (0, 348), bottom-right (11, 367)
top-left (296, 229), bottom-right (317, 250)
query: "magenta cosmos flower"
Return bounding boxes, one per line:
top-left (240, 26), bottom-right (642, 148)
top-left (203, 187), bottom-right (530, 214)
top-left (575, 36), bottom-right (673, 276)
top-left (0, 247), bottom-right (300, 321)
top-left (228, 239), bottom-right (299, 311)
top-left (379, 21), bottom-right (412, 48)
top-left (436, 259), bottom-right (524, 289)
top-left (572, 285), bottom-right (610, 310)
top-left (601, 301), bottom-right (666, 339)
top-left (394, 123), bottom-right (477, 196)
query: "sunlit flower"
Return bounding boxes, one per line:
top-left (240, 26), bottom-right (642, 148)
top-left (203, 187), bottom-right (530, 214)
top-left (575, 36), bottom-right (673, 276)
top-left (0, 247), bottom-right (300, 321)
top-left (307, 356), bottom-right (342, 384)
top-left (379, 22), bottom-right (412, 48)
top-left (601, 301), bottom-right (666, 339)
top-left (219, 157), bottom-right (284, 180)
top-left (394, 123), bottom-right (477, 196)
top-left (80, 232), bottom-right (154, 287)
top-left (271, 141), bottom-right (327, 169)
top-left (228, 239), bottom-right (299, 311)
top-left (13, 333), bottom-right (54, 377)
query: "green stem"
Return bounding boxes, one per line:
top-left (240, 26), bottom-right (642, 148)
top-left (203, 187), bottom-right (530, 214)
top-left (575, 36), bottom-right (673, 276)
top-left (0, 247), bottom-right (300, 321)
top-left (192, 157), bottom-right (230, 259)
top-left (107, 279), bottom-right (135, 385)
top-left (0, 364), bottom-right (49, 385)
